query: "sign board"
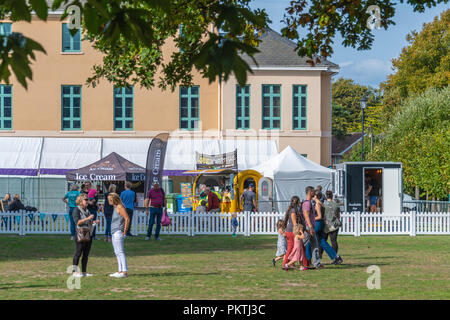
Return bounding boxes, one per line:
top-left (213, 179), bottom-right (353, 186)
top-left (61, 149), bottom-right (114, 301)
top-left (180, 183), bottom-right (193, 207)
top-left (136, 193), bottom-right (145, 208)
top-left (195, 150), bottom-right (237, 170)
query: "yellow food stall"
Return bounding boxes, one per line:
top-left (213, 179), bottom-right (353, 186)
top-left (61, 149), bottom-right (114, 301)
top-left (183, 169), bottom-right (262, 212)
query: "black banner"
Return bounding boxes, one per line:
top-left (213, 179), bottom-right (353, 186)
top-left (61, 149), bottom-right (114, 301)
top-left (144, 133), bottom-right (169, 196)
top-left (196, 150), bottom-right (237, 170)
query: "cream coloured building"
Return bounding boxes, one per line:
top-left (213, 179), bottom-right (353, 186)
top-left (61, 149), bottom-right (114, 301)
top-left (0, 11), bottom-right (339, 170)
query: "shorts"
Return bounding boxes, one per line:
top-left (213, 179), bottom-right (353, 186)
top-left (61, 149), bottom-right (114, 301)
top-left (369, 196), bottom-right (378, 206)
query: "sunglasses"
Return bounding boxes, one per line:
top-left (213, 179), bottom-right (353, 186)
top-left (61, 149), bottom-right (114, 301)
top-left (82, 198), bottom-right (89, 201)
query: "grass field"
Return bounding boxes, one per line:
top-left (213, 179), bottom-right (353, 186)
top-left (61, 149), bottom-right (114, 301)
top-left (0, 234), bottom-right (449, 300)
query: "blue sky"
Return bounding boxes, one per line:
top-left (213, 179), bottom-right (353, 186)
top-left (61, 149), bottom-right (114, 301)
top-left (249, 0), bottom-right (448, 88)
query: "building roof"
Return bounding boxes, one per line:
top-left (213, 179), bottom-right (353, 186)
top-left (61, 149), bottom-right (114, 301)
top-left (46, 0), bottom-right (87, 12)
top-left (332, 133), bottom-right (364, 156)
top-left (241, 28), bottom-right (339, 70)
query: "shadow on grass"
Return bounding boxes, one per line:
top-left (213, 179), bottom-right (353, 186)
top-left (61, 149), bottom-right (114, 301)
top-left (0, 283), bottom-right (58, 290)
top-left (329, 262), bottom-right (391, 269)
top-left (0, 234), bottom-right (275, 262)
top-left (131, 271), bottom-right (220, 277)
top-left (345, 255), bottom-right (398, 259)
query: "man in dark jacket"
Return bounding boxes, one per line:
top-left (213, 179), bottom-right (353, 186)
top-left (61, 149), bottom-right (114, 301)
top-left (206, 187), bottom-right (220, 212)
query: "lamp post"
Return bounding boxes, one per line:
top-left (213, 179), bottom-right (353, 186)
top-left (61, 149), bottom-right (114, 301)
top-left (360, 97), bottom-right (367, 161)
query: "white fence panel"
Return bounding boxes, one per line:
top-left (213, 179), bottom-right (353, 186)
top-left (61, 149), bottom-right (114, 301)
top-left (0, 211), bottom-right (22, 234)
top-left (416, 213), bottom-right (450, 235)
top-left (1, 211), bottom-right (449, 236)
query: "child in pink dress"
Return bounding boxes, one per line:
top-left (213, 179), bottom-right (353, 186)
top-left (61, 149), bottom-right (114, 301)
top-left (286, 224), bottom-right (308, 271)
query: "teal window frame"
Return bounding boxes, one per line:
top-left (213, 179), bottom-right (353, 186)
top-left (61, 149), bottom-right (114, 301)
top-left (293, 85), bottom-right (307, 130)
top-left (0, 85), bottom-right (12, 130)
top-left (62, 23), bottom-right (81, 52)
top-left (113, 86), bottom-right (134, 131)
top-left (179, 86), bottom-right (200, 130)
top-left (236, 85), bottom-right (250, 130)
top-left (0, 23), bottom-right (12, 47)
top-left (261, 84), bottom-right (281, 129)
top-left (61, 85), bottom-right (82, 131)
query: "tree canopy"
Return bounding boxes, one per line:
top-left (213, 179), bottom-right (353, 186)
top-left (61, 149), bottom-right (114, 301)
top-left (0, 0), bottom-right (448, 89)
top-left (331, 78), bottom-right (382, 137)
top-left (380, 8), bottom-right (449, 123)
top-left (369, 87), bottom-right (450, 199)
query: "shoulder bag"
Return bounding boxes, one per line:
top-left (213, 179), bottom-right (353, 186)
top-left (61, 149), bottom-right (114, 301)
top-left (76, 207), bottom-right (91, 242)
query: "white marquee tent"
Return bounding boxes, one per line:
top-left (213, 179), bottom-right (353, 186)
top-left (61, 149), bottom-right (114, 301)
top-left (251, 146), bottom-right (332, 211)
top-left (0, 136), bottom-right (278, 212)
top-left (0, 137), bottom-right (278, 176)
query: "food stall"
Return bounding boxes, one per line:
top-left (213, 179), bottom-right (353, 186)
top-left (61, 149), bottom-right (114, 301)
top-left (183, 169), bottom-right (262, 212)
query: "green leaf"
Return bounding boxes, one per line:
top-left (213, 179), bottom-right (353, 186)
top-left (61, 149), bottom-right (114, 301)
top-left (29, 0), bottom-right (48, 20)
top-left (51, 0), bottom-right (65, 11)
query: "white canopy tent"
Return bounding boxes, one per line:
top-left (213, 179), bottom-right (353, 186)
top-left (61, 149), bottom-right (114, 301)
top-left (251, 146), bottom-right (332, 211)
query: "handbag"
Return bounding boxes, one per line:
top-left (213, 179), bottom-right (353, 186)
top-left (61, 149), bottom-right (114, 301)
top-left (76, 226), bottom-right (91, 242)
top-left (76, 207), bottom-right (92, 242)
top-left (161, 208), bottom-right (171, 226)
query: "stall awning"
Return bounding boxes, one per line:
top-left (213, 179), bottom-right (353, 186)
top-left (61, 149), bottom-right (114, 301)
top-left (65, 152), bottom-right (146, 181)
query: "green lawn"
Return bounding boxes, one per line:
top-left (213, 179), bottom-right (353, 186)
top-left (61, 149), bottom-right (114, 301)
top-left (0, 234), bottom-right (449, 299)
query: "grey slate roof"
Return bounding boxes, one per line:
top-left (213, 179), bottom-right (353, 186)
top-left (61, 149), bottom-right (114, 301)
top-left (332, 132), bottom-right (364, 155)
top-left (241, 28), bottom-right (339, 69)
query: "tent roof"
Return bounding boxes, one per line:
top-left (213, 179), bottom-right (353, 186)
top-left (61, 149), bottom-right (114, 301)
top-left (251, 146), bottom-right (331, 177)
top-left (65, 152), bottom-right (145, 181)
top-left (0, 137), bottom-right (278, 177)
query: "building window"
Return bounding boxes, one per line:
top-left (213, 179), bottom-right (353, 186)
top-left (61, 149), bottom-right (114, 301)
top-left (114, 86), bottom-right (134, 131)
top-left (0, 23), bottom-right (12, 47)
top-left (0, 85), bottom-right (12, 130)
top-left (180, 86), bottom-right (199, 130)
top-left (62, 23), bottom-right (81, 52)
top-left (262, 84), bottom-right (281, 129)
top-left (236, 85), bottom-right (250, 129)
top-left (61, 85), bottom-right (82, 130)
top-left (293, 85), bottom-right (307, 130)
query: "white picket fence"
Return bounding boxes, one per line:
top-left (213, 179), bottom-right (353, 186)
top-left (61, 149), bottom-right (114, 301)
top-left (0, 210), bottom-right (449, 236)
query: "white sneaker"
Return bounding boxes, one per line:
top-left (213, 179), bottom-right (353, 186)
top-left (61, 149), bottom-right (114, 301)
top-left (109, 272), bottom-right (121, 278)
top-left (73, 272), bottom-right (83, 278)
top-left (116, 273), bottom-right (127, 278)
top-left (155, 237), bottom-right (162, 241)
top-left (83, 273), bottom-right (93, 277)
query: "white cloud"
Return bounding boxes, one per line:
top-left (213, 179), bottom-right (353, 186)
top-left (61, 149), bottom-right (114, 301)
top-left (336, 59), bottom-right (393, 87)
top-left (338, 61), bottom-right (354, 68)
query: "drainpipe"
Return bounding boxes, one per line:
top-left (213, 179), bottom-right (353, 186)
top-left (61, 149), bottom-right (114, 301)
top-left (218, 75), bottom-right (223, 140)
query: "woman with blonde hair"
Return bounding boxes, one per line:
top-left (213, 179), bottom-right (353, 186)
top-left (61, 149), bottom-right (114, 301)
top-left (107, 192), bottom-right (130, 278)
top-left (72, 194), bottom-right (100, 277)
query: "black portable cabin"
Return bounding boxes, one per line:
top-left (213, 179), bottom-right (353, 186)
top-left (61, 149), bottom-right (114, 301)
top-left (334, 162), bottom-right (403, 214)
